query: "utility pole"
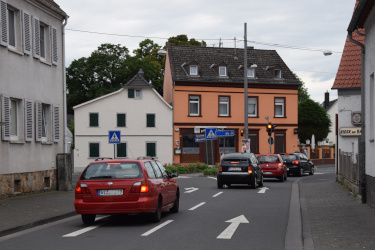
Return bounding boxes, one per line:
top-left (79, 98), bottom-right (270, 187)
top-left (244, 23), bottom-right (248, 139)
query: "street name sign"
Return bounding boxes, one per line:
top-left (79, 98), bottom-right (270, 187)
top-left (216, 130), bottom-right (235, 137)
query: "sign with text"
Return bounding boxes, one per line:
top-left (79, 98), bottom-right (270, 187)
top-left (339, 127), bottom-right (361, 137)
top-left (216, 130), bottom-right (235, 137)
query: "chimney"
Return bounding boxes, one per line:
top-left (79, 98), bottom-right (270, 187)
top-left (324, 92), bottom-right (329, 109)
top-left (138, 69), bottom-right (145, 78)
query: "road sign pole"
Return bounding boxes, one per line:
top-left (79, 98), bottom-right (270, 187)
top-left (269, 136), bottom-right (272, 154)
top-left (206, 140), bottom-right (208, 164)
top-left (211, 140), bottom-right (214, 166)
top-left (114, 144), bottom-right (115, 159)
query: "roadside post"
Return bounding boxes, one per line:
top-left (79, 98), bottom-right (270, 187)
top-left (109, 130), bottom-right (121, 159)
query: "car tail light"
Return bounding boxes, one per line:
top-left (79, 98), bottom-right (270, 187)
top-left (278, 163), bottom-right (283, 168)
top-left (130, 181), bottom-right (149, 193)
top-left (292, 160), bottom-right (299, 165)
top-left (75, 183), bottom-right (91, 194)
top-left (219, 166), bottom-right (222, 173)
top-left (248, 166), bottom-right (253, 174)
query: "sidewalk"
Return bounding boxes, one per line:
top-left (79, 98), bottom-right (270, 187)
top-left (1, 167), bottom-right (375, 249)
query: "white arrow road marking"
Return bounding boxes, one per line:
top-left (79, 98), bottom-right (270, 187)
top-left (258, 187), bottom-right (269, 194)
top-left (184, 187), bottom-right (199, 193)
top-left (208, 176), bottom-right (217, 180)
top-left (176, 176), bottom-right (191, 178)
top-left (141, 220), bottom-right (173, 236)
top-left (62, 216), bottom-right (109, 237)
top-left (189, 202), bottom-right (206, 210)
top-left (213, 192), bottom-right (223, 197)
top-left (217, 215), bottom-right (249, 239)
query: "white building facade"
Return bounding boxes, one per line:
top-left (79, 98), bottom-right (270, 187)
top-left (74, 73), bottom-right (173, 169)
top-left (0, 0), bottom-right (68, 197)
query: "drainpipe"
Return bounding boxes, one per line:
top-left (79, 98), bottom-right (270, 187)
top-left (348, 30), bottom-right (366, 203)
top-left (62, 16), bottom-right (69, 153)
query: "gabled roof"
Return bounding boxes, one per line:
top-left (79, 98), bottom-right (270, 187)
top-left (123, 70), bottom-right (153, 88)
top-left (37, 0), bottom-right (68, 17)
top-left (166, 44), bottom-right (300, 86)
top-left (322, 99), bottom-right (338, 111)
top-left (332, 0), bottom-right (365, 90)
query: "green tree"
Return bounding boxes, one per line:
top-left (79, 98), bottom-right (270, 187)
top-left (298, 99), bottom-right (331, 143)
top-left (167, 34), bottom-right (206, 47)
top-left (294, 74), bottom-right (310, 103)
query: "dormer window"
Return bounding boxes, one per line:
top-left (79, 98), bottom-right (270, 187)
top-left (190, 65), bottom-right (198, 76)
top-left (247, 68), bottom-right (255, 78)
top-left (219, 66), bottom-right (227, 77)
top-left (275, 69), bottom-right (282, 78)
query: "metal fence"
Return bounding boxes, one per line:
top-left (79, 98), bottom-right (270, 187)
top-left (339, 151), bottom-right (359, 184)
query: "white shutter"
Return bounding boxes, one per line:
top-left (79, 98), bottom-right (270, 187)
top-left (52, 104), bottom-right (60, 142)
top-left (32, 16), bottom-right (40, 58)
top-left (22, 10), bottom-right (31, 55)
top-left (35, 101), bottom-right (42, 142)
top-left (24, 99), bottom-right (33, 141)
top-left (51, 25), bottom-right (58, 65)
top-left (0, 0), bottom-right (8, 47)
top-left (1, 95), bottom-right (10, 141)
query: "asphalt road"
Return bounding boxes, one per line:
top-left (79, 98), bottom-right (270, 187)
top-left (0, 174), bottom-right (300, 250)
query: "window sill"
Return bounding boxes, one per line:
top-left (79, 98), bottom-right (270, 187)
top-left (8, 47), bottom-right (24, 56)
top-left (40, 59), bottom-right (52, 66)
top-left (188, 115), bottom-right (202, 117)
top-left (247, 116), bottom-right (259, 118)
top-left (274, 116), bottom-right (286, 118)
top-left (9, 140), bottom-right (24, 144)
top-left (41, 141), bottom-right (53, 145)
top-left (218, 115), bottom-right (231, 118)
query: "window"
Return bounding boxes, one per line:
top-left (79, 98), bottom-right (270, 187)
top-left (35, 101), bottom-right (59, 142)
top-left (219, 96), bottom-right (229, 116)
top-left (248, 130), bottom-right (259, 154)
top-left (248, 97), bottom-right (258, 117)
top-left (144, 161), bottom-right (156, 179)
top-left (89, 143), bottom-right (100, 158)
top-left (117, 113), bottom-right (126, 127)
top-left (146, 142), bottom-right (156, 157)
top-left (275, 69), bottom-right (282, 78)
top-left (89, 113), bottom-right (98, 127)
top-left (219, 66), bottom-right (227, 76)
top-left (247, 68), bottom-right (255, 78)
top-left (156, 161), bottom-right (169, 178)
top-left (275, 98), bottom-right (285, 117)
top-left (146, 114), bottom-right (155, 127)
top-left (7, 8), bottom-right (15, 47)
top-left (190, 65), bottom-right (198, 76)
top-left (39, 24), bottom-right (45, 58)
top-left (0, 3), bottom-right (22, 51)
top-left (128, 89), bottom-right (134, 98)
top-left (150, 161), bottom-right (162, 178)
top-left (41, 104), bottom-right (50, 141)
top-left (135, 89), bottom-right (141, 98)
top-left (10, 99), bottom-right (18, 138)
top-left (189, 95), bottom-right (200, 116)
top-left (117, 143), bottom-right (127, 158)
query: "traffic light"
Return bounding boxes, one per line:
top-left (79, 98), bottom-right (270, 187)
top-left (272, 124), bottom-right (276, 132)
top-left (240, 129), bottom-right (244, 136)
top-left (266, 123), bottom-right (272, 136)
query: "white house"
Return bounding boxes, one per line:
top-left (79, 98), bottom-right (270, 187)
top-left (321, 91), bottom-right (338, 146)
top-left (73, 71), bottom-right (173, 169)
top-left (0, 0), bottom-right (68, 197)
top-left (347, 0), bottom-right (375, 208)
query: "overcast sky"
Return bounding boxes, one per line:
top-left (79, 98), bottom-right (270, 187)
top-left (58, 0), bottom-right (356, 104)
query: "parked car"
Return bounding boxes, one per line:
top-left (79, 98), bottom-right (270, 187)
top-left (74, 157), bottom-right (179, 225)
top-left (279, 153), bottom-right (314, 176)
top-left (217, 153), bottom-right (263, 189)
top-left (257, 154), bottom-right (287, 182)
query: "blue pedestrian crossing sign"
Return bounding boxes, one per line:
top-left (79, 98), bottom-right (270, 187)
top-left (205, 128), bottom-right (217, 140)
top-left (109, 131), bottom-right (121, 144)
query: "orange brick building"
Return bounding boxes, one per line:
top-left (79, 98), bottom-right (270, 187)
top-left (163, 44), bottom-right (301, 164)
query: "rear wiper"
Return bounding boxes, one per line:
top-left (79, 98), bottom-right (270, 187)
top-left (89, 175), bottom-right (113, 179)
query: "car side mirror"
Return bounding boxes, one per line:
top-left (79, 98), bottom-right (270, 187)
top-left (170, 172), bottom-right (178, 178)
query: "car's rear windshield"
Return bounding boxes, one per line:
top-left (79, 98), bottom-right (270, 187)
top-left (280, 154), bottom-right (297, 161)
top-left (81, 162), bottom-right (143, 180)
top-left (257, 155), bottom-right (279, 163)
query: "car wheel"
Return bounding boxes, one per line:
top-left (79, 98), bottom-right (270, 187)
top-left (298, 167), bottom-right (303, 177)
top-left (250, 175), bottom-right (257, 189)
top-left (226, 184), bottom-right (231, 188)
top-left (284, 172), bottom-right (287, 181)
top-left (217, 180), bottom-right (223, 189)
top-left (258, 174), bottom-right (264, 187)
top-left (309, 167), bottom-right (314, 175)
top-left (150, 198), bottom-right (162, 223)
top-left (279, 174), bottom-right (284, 182)
top-left (81, 214), bottom-right (96, 225)
top-left (170, 190), bottom-right (179, 213)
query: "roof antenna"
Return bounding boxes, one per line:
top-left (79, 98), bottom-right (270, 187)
top-left (219, 38), bottom-right (222, 48)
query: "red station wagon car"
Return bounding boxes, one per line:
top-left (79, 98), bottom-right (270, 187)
top-left (257, 154), bottom-right (287, 182)
top-left (75, 158), bottom-right (179, 225)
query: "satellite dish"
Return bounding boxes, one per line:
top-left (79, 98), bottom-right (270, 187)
top-left (323, 50), bottom-right (332, 56)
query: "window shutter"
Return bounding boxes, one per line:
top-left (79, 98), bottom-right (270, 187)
top-left (128, 89), bottom-right (134, 98)
top-left (32, 16), bottom-right (40, 58)
top-left (51, 25), bottom-right (58, 65)
top-left (147, 114), bottom-right (155, 127)
top-left (1, 95), bottom-right (10, 141)
top-left (0, 0), bottom-right (8, 46)
top-left (22, 10), bottom-right (31, 55)
top-left (24, 99), bottom-right (33, 141)
top-left (89, 143), bottom-right (99, 157)
top-left (35, 101), bottom-right (42, 141)
top-left (117, 113), bottom-right (126, 127)
top-left (117, 143), bottom-right (127, 157)
top-left (146, 143), bottom-right (156, 157)
top-left (52, 104), bottom-right (60, 142)
top-left (89, 113), bottom-right (98, 127)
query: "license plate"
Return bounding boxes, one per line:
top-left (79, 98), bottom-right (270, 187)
top-left (264, 172), bottom-right (273, 175)
top-left (228, 167), bottom-right (241, 171)
top-left (98, 189), bottom-right (123, 196)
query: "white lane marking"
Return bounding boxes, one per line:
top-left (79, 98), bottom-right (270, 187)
top-left (213, 192), bottom-right (223, 197)
top-left (62, 216), bottom-right (109, 237)
top-left (184, 187), bottom-right (199, 193)
top-left (258, 187), bottom-right (269, 194)
top-left (208, 176), bottom-right (217, 180)
top-left (217, 215), bottom-right (249, 239)
top-left (189, 202), bottom-right (206, 210)
top-left (177, 176), bottom-right (191, 178)
top-left (141, 220), bottom-right (174, 236)
top-left (314, 173), bottom-right (325, 175)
